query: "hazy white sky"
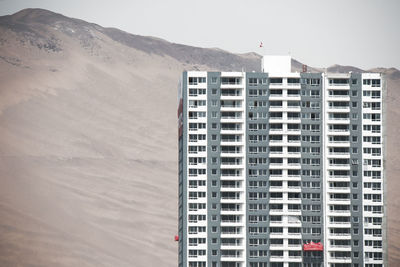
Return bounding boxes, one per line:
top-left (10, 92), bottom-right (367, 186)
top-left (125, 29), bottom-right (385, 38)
top-left (0, 0), bottom-right (399, 69)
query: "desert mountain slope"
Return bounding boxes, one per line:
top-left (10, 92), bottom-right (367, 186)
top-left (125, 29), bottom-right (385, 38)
top-left (0, 8), bottom-right (399, 266)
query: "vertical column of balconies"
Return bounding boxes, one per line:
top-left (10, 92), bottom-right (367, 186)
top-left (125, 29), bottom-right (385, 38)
top-left (187, 72), bottom-right (208, 267)
top-left (348, 74), bottom-right (364, 267)
top-left (325, 75), bottom-right (353, 266)
top-left (268, 77), bottom-right (303, 267)
top-left (207, 72), bottom-right (222, 267)
top-left (246, 73), bottom-right (269, 267)
top-left (361, 74), bottom-right (385, 266)
top-left (300, 74), bottom-right (324, 267)
top-left (179, 72), bottom-right (188, 267)
top-left (219, 73), bottom-right (246, 267)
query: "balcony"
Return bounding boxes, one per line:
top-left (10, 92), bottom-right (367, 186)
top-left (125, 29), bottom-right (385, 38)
top-left (221, 112), bottom-right (243, 119)
top-left (269, 209), bottom-right (284, 214)
top-left (221, 216), bottom-right (242, 223)
top-left (221, 77), bottom-right (242, 85)
top-left (221, 90), bottom-right (242, 97)
top-left (221, 240), bottom-right (243, 247)
top-left (221, 126), bottom-right (242, 133)
top-left (329, 244), bottom-right (351, 250)
top-left (221, 135), bottom-right (243, 144)
top-left (221, 150), bottom-right (242, 156)
top-left (221, 100), bottom-right (242, 108)
top-left (328, 210), bottom-right (351, 216)
top-left (269, 116), bottom-right (283, 121)
top-left (269, 106), bottom-right (283, 111)
top-left (221, 193), bottom-right (241, 199)
top-left (220, 252), bottom-right (243, 259)
top-left (328, 187), bottom-right (351, 193)
top-left (221, 208), bottom-right (242, 213)
top-left (221, 230), bottom-right (242, 236)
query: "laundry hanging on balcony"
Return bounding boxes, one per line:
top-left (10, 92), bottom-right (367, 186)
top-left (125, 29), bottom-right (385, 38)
top-left (303, 241), bottom-right (323, 251)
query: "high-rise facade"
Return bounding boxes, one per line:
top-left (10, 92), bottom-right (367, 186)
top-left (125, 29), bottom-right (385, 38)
top-left (177, 56), bottom-right (386, 267)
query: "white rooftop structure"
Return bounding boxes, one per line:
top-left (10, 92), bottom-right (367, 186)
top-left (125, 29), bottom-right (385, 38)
top-left (261, 55), bottom-right (292, 75)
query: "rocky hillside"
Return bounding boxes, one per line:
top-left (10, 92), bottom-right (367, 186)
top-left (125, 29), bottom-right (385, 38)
top-left (0, 8), bottom-right (399, 266)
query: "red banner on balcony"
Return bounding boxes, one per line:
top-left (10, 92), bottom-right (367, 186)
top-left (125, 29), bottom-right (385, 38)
top-left (303, 241), bottom-right (323, 251)
top-left (174, 235), bottom-right (179, 241)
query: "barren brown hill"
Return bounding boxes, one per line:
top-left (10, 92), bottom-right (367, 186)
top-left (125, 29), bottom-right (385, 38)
top-left (0, 8), bottom-right (399, 266)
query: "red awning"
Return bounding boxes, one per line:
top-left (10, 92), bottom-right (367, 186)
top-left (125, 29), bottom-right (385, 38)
top-left (303, 241), bottom-right (323, 251)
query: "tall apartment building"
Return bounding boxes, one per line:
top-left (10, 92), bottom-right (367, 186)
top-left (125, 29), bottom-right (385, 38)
top-left (177, 56), bottom-right (386, 267)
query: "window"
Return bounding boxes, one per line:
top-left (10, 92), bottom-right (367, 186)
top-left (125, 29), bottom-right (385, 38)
top-left (288, 78), bottom-right (300, 84)
top-left (311, 90), bottom-right (320, 97)
top-left (188, 77), bottom-right (197, 85)
top-left (211, 77), bottom-right (217, 84)
top-left (221, 77), bottom-right (241, 85)
top-left (212, 88), bottom-right (217, 95)
top-left (249, 78), bottom-right (258, 86)
top-left (188, 77), bottom-right (206, 85)
top-left (363, 79), bottom-right (371, 85)
top-left (352, 90), bottom-right (358, 96)
top-left (364, 90), bottom-right (381, 98)
top-left (189, 88), bottom-right (197, 96)
top-left (269, 78), bottom-right (283, 84)
top-left (311, 78), bottom-right (320, 85)
top-left (303, 78), bottom-right (321, 86)
top-left (329, 78), bottom-right (349, 85)
top-left (352, 79), bottom-right (357, 85)
top-left (371, 79), bottom-right (381, 87)
top-left (189, 100), bottom-right (206, 108)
